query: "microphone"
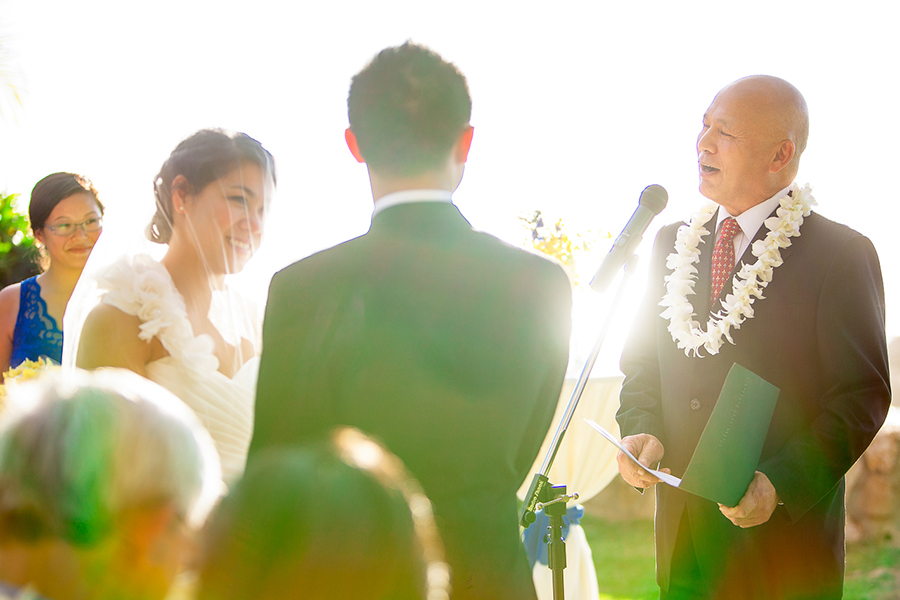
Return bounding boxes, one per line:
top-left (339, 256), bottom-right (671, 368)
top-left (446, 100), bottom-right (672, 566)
top-left (590, 184), bottom-right (668, 292)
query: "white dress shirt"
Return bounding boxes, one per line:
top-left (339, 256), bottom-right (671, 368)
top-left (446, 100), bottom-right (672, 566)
top-left (713, 184), bottom-right (793, 259)
top-left (372, 189), bottom-right (453, 218)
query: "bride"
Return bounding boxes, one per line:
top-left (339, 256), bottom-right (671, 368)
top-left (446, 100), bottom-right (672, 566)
top-left (74, 129), bottom-right (276, 483)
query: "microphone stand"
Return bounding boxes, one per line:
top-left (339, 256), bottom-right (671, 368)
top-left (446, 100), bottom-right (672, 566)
top-left (520, 254), bottom-right (640, 600)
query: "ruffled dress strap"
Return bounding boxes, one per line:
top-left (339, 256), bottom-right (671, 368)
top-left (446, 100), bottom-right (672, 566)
top-left (10, 276), bottom-right (63, 368)
top-left (97, 255), bottom-right (219, 377)
top-left (97, 255), bottom-right (258, 484)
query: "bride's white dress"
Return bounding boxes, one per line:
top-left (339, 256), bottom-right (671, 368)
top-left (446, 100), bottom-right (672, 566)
top-left (96, 254), bottom-right (259, 483)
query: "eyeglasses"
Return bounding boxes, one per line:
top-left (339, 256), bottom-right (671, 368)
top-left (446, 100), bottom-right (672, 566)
top-left (45, 217), bottom-right (103, 237)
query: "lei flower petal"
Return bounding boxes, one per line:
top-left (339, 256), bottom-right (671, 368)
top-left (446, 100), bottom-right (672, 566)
top-left (659, 183), bottom-right (815, 357)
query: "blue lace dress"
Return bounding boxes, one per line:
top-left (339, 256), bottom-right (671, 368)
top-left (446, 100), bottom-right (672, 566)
top-left (9, 276), bottom-right (63, 368)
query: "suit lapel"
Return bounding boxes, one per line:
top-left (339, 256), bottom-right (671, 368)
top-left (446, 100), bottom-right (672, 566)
top-left (697, 225), bottom-right (714, 316)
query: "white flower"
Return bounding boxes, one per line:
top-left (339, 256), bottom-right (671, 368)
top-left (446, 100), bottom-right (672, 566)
top-left (660, 183), bottom-right (814, 356)
top-left (180, 334), bottom-right (219, 376)
top-left (135, 271), bottom-right (171, 305)
top-left (99, 255), bottom-right (221, 378)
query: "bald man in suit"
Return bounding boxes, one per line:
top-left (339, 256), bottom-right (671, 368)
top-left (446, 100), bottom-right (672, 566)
top-left (616, 75), bottom-right (891, 600)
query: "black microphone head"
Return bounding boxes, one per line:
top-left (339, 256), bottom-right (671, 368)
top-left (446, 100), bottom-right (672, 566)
top-left (639, 184), bottom-right (668, 215)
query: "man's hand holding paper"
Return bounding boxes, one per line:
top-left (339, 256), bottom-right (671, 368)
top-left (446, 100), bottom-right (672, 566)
top-left (617, 433), bottom-right (672, 489)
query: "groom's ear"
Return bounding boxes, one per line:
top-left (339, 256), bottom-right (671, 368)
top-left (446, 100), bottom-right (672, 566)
top-left (454, 126), bottom-right (474, 164)
top-left (345, 128), bottom-right (366, 164)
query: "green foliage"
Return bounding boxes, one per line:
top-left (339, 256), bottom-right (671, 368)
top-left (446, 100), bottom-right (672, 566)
top-left (0, 191), bottom-right (40, 288)
top-left (520, 210), bottom-right (604, 286)
top-left (0, 38), bottom-right (25, 121)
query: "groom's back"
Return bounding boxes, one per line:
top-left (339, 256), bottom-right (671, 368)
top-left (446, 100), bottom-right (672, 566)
top-left (252, 200), bottom-right (571, 599)
top-left (250, 41), bottom-right (572, 600)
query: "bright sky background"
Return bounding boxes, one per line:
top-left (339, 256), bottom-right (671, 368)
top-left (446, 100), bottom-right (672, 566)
top-left (2, 0), bottom-right (898, 375)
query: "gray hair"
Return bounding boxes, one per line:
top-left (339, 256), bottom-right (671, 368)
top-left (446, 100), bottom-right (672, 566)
top-left (0, 368), bottom-right (222, 546)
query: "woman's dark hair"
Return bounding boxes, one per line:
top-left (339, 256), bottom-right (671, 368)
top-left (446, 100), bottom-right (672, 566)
top-left (147, 129), bottom-right (277, 244)
top-left (29, 173), bottom-right (104, 234)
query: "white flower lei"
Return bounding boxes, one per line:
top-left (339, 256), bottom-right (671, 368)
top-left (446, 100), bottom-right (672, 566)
top-left (660, 182), bottom-right (816, 357)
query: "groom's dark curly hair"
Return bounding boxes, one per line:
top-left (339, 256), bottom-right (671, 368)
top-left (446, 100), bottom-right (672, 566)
top-left (348, 41), bottom-right (472, 177)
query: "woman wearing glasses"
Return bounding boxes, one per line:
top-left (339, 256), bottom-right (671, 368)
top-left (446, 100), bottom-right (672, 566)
top-left (72, 129), bottom-right (275, 484)
top-left (0, 173), bottom-right (103, 374)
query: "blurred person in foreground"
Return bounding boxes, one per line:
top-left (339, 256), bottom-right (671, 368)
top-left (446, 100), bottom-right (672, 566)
top-left (616, 75), bottom-right (891, 599)
top-left (250, 42), bottom-right (572, 599)
top-left (198, 427), bottom-right (450, 600)
top-left (0, 173), bottom-right (104, 374)
top-left (0, 368), bottom-right (221, 600)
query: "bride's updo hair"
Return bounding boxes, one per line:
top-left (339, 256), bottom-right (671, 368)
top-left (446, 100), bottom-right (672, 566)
top-left (148, 129), bottom-right (276, 244)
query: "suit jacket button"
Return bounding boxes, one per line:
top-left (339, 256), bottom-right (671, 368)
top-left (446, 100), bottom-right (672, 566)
top-left (690, 398), bottom-right (702, 411)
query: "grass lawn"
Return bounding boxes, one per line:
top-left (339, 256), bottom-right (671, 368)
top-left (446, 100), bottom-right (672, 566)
top-left (581, 514), bottom-right (900, 600)
top-left (845, 539), bottom-right (900, 600)
top-left (581, 515), bottom-right (657, 600)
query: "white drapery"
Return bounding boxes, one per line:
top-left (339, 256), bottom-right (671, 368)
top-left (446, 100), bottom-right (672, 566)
top-left (519, 376), bottom-right (624, 600)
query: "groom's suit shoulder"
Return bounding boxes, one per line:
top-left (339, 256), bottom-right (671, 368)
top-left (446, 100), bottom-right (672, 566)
top-left (267, 220), bottom-right (573, 301)
top-left (272, 234), bottom-right (366, 280)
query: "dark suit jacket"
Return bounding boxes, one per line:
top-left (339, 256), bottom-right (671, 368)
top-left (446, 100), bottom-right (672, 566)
top-left (618, 208), bottom-right (891, 600)
top-left (251, 202), bottom-right (572, 599)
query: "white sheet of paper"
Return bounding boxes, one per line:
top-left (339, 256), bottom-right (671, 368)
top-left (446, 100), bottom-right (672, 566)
top-left (583, 418), bottom-right (683, 488)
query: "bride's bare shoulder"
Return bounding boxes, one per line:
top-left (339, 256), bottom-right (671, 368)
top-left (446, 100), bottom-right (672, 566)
top-left (76, 303), bottom-right (156, 374)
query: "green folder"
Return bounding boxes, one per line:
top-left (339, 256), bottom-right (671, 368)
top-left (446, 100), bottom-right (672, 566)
top-left (678, 363), bottom-right (780, 507)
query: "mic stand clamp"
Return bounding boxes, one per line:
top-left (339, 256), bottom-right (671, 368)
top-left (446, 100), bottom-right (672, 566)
top-left (540, 485), bottom-right (579, 600)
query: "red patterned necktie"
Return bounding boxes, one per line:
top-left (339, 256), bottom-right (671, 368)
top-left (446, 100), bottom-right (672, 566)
top-left (710, 217), bottom-right (740, 304)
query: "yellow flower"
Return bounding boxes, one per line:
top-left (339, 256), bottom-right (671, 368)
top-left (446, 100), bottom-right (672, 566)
top-left (0, 357), bottom-right (61, 406)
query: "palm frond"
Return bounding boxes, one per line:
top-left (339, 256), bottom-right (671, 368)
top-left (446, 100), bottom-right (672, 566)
top-left (0, 34), bottom-right (26, 121)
